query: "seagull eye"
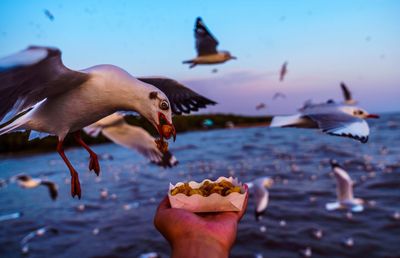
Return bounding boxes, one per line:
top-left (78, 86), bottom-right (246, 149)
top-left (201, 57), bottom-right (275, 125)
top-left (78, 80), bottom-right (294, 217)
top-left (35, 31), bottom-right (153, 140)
top-left (159, 100), bottom-right (169, 110)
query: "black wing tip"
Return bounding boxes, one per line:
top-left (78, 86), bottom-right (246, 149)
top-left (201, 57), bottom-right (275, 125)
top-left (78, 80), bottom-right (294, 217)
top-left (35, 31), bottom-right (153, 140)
top-left (325, 131), bottom-right (369, 143)
top-left (330, 159), bottom-right (342, 169)
top-left (155, 151), bottom-right (179, 168)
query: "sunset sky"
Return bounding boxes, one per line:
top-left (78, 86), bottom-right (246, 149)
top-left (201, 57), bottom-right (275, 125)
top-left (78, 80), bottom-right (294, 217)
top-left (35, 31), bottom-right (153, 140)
top-left (0, 0), bottom-right (399, 115)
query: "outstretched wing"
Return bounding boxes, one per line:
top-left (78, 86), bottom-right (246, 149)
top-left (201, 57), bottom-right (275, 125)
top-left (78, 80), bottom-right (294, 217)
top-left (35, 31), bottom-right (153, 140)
top-left (41, 181), bottom-right (58, 200)
top-left (340, 82), bottom-right (356, 105)
top-left (0, 46), bottom-right (89, 123)
top-left (305, 113), bottom-right (370, 143)
top-left (194, 17), bottom-right (219, 56)
top-left (84, 114), bottom-right (178, 168)
top-left (331, 164), bottom-right (354, 202)
top-left (137, 77), bottom-right (217, 115)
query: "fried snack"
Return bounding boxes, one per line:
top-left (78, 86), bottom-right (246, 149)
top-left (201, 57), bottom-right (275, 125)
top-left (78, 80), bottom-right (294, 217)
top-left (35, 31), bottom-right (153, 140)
top-left (155, 138), bottom-right (169, 153)
top-left (161, 125), bottom-right (174, 139)
top-left (170, 179), bottom-right (242, 197)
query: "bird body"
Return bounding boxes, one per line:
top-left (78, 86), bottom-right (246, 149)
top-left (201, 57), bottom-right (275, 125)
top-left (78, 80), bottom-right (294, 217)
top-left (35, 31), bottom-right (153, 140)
top-left (326, 160), bottom-right (364, 212)
top-left (247, 177), bottom-right (273, 220)
top-left (270, 87), bottom-right (379, 143)
top-left (183, 17), bottom-right (236, 68)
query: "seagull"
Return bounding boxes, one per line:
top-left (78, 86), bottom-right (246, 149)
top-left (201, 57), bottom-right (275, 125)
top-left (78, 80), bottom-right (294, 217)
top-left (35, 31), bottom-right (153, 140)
top-left (325, 160), bottom-right (364, 213)
top-left (255, 103), bottom-right (267, 110)
top-left (279, 61), bottom-right (288, 82)
top-left (246, 177), bottom-right (274, 221)
top-left (0, 46), bottom-right (215, 198)
top-left (340, 82), bottom-right (357, 105)
top-left (10, 174), bottom-right (58, 200)
top-left (183, 17), bottom-right (236, 68)
top-left (272, 92), bottom-right (286, 100)
top-left (270, 86), bottom-right (379, 143)
top-left (84, 113), bottom-right (178, 168)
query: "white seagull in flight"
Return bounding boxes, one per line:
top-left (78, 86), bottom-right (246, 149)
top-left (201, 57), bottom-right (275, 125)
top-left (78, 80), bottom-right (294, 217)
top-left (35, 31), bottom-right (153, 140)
top-left (270, 85), bottom-right (379, 143)
top-left (0, 46), bottom-right (215, 198)
top-left (84, 113), bottom-right (178, 168)
top-left (183, 17), bottom-right (236, 68)
top-left (10, 174), bottom-right (58, 200)
top-left (326, 160), bottom-right (364, 212)
top-left (247, 177), bottom-right (274, 221)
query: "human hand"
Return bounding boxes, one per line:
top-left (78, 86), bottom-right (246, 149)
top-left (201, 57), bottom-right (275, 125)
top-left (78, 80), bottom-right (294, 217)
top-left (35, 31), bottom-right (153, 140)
top-left (154, 184), bottom-right (249, 258)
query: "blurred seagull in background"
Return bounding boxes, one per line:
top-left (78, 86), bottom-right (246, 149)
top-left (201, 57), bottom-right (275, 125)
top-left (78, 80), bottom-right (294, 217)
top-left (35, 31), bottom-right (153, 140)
top-left (247, 177), bottom-right (274, 221)
top-left (279, 61), bottom-right (288, 81)
top-left (20, 226), bottom-right (59, 254)
top-left (255, 103), bottom-right (267, 111)
top-left (10, 174), bottom-right (58, 200)
top-left (84, 113), bottom-right (178, 168)
top-left (270, 85), bottom-right (379, 143)
top-left (272, 92), bottom-right (286, 100)
top-left (183, 17), bottom-right (236, 68)
top-left (0, 46), bottom-right (215, 198)
top-left (325, 160), bottom-right (364, 213)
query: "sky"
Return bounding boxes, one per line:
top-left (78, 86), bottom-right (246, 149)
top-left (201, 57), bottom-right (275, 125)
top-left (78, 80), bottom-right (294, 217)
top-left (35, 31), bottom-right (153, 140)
top-left (0, 0), bottom-right (399, 115)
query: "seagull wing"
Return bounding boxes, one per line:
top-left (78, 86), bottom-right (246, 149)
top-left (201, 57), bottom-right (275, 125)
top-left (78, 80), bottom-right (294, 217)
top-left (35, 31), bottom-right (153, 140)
top-left (331, 164), bottom-right (354, 202)
top-left (137, 77), bottom-right (217, 115)
top-left (194, 17), bottom-right (219, 56)
top-left (40, 181), bottom-right (58, 200)
top-left (340, 82), bottom-right (356, 105)
top-left (0, 46), bottom-right (89, 123)
top-left (252, 178), bottom-right (271, 220)
top-left (84, 114), bottom-right (178, 167)
top-left (305, 113), bottom-right (370, 143)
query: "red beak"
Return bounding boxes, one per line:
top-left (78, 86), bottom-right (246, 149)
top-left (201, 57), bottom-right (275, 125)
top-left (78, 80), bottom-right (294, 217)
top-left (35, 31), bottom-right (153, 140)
top-left (157, 112), bottom-right (176, 141)
top-left (366, 114), bottom-right (380, 119)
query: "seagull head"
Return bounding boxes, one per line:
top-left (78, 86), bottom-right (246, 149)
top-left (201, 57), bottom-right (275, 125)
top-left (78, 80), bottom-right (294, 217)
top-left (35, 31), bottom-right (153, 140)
top-left (342, 106), bottom-right (379, 119)
top-left (145, 90), bottom-right (176, 141)
top-left (221, 51), bottom-right (237, 60)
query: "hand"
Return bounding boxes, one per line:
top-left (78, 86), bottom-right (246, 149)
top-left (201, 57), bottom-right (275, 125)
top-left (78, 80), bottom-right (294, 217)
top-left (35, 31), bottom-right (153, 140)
top-left (154, 185), bottom-right (249, 258)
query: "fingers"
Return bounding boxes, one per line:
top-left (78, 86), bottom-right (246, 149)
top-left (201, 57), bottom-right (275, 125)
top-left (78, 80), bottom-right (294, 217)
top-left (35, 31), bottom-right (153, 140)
top-left (236, 184), bottom-right (249, 221)
top-left (156, 196), bottom-right (171, 212)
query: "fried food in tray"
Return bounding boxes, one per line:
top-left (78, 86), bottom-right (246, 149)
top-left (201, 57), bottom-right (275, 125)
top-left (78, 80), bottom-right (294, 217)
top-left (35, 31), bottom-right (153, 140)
top-left (170, 179), bottom-right (242, 197)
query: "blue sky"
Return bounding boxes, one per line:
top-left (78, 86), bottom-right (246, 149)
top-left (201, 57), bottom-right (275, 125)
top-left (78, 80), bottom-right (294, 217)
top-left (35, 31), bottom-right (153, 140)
top-left (0, 0), bottom-right (399, 115)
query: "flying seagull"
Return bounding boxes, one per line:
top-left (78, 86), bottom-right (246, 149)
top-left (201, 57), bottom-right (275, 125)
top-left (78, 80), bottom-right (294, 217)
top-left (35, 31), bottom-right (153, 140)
top-left (247, 177), bottom-right (274, 221)
top-left (255, 103), bottom-right (267, 110)
top-left (272, 92), bottom-right (286, 100)
top-left (279, 61), bottom-right (288, 82)
top-left (270, 86), bottom-right (379, 143)
top-left (84, 113), bottom-right (178, 168)
top-left (21, 226), bottom-right (59, 254)
top-left (10, 174), bottom-right (58, 200)
top-left (326, 160), bottom-right (364, 212)
top-left (183, 17), bottom-right (236, 68)
top-left (340, 82), bottom-right (357, 105)
top-left (0, 46), bottom-right (215, 198)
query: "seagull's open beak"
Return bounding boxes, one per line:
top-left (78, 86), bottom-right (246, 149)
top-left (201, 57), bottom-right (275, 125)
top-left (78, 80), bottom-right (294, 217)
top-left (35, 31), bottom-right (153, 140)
top-left (157, 112), bottom-right (176, 141)
top-left (366, 114), bottom-right (380, 119)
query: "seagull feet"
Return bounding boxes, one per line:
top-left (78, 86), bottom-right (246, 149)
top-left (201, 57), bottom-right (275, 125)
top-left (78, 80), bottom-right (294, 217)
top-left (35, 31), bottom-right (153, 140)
top-left (70, 171), bottom-right (81, 199)
top-left (89, 154), bottom-right (100, 176)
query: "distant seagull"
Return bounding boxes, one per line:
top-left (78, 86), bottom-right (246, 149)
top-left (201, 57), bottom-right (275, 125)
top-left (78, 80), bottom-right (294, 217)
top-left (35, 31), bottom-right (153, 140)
top-left (11, 174), bottom-right (58, 200)
top-left (325, 160), bottom-right (364, 213)
top-left (43, 9), bottom-right (54, 21)
top-left (272, 92), bottom-right (286, 100)
top-left (0, 46), bottom-right (215, 198)
top-left (21, 226), bottom-right (58, 254)
top-left (270, 86), bottom-right (379, 143)
top-left (279, 61), bottom-right (288, 82)
top-left (247, 177), bottom-right (274, 220)
top-left (340, 82), bottom-right (357, 105)
top-left (84, 113), bottom-right (178, 168)
top-left (183, 17), bottom-right (236, 68)
top-left (255, 103), bottom-right (267, 110)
